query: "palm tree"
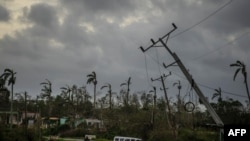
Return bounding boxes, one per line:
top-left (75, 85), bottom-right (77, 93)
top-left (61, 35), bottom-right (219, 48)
top-left (212, 87), bottom-right (222, 102)
top-left (0, 68), bottom-right (16, 129)
top-left (230, 60), bottom-right (250, 102)
top-left (87, 71), bottom-right (97, 108)
top-left (101, 83), bottom-right (113, 109)
top-left (79, 86), bottom-right (91, 103)
top-left (40, 79), bottom-right (52, 133)
top-left (120, 77), bottom-right (131, 106)
top-left (60, 85), bottom-right (72, 101)
top-left (40, 79), bottom-right (52, 99)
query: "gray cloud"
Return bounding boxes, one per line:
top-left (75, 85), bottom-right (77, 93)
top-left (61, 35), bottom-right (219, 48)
top-left (0, 4), bottom-right (10, 21)
top-left (27, 3), bottom-right (58, 28)
top-left (0, 0), bottom-right (250, 105)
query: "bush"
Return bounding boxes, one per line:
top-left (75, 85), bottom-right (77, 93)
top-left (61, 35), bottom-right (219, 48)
top-left (0, 126), bottom-right (40, 141)
top-left (60, 128), bottom-right (87, 138)
top-left (177, 128), bottom-right (219, 141)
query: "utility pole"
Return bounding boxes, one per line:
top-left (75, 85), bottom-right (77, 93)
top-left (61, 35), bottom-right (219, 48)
top-left (151, 72), bottom-right (176, 134)
top-left (139, 23), bottom-right (223, 129)
top-left (149, 86), bottom-right (156, 128)
top-left (24, 91), bottom-right (27, 138)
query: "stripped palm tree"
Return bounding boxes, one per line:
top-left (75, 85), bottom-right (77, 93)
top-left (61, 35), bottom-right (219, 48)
top-left (230, 60), bottom-right (250, 102)
top-left (87, 71), bottom-right (97, 108)
top-left (0, 68), bottom-right (16, 129)
top-left (120, 77), bottom-right (131, 106)
top-left (101, 83), bottom-right (113, 109)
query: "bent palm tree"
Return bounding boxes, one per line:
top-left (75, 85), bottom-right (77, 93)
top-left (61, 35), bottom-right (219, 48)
top-left (87, 71), bottom-right (97, 108)
top-left (0, 68), bottom-right (16, 129)
top-left (230, 60), bottom-right (250, 102)
top-left (120, 77), bottom-right (131, 106)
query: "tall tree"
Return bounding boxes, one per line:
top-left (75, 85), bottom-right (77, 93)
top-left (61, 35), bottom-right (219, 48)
top-left (140, 91), bottom-right (153, 110)
top-left (230, 60), bottom-right (250, 102)
top-left (87, 71), bottom-right (97, 108)
top-left (0, 68), bottom-right (16, 129)
top-left (120, 77), bottom-right (131, 106)
top-left (40, 79), bottom-right (52, 133)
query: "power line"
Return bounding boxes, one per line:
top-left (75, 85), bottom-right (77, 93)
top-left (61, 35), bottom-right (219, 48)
top-left (171, 0), bottom-right (233, 38)
top-left (198, 83), bottom-right (247, 98)
top-left (143, 53), bottom-right (153, 87)
top-left (144, 52), bottom-right (247, 99)
top-left (192, 30), bottom-right (250, 61)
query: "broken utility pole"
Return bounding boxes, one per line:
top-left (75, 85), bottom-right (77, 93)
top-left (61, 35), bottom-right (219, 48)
top-left (139, 23), bottom-right (224, 128)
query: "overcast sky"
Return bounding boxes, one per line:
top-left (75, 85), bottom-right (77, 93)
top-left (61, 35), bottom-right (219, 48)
top-left (0, 0), bottom-right (250, 106)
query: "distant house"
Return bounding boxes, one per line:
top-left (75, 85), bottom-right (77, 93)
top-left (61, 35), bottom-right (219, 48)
top-left (20, 111), bottom-right (40, 128)
top-left (85, 118), bottom-right (104, 129)
top-left (41, 117), bottom-right (59, 129)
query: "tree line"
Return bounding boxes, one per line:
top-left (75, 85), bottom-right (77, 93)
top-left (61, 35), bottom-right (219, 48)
top-left (0, 60), bottom-right (250, 141)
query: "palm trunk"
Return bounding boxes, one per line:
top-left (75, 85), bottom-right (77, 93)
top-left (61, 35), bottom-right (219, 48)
top-left (94, 84), bottom-right (96, 109)
top-left (127, 86), bottom-right (129, 106)
top-left (10, 83), bottom-right (13, 129)
top-left (245, 80), bottom-right (250, 103)
top-left (109, 90), bottom-right (112, 110)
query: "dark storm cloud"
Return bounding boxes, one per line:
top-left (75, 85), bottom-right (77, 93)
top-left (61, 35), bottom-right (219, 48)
top-left (0, 0), bottom-right (250, 104)
top-left (0, 4), bottom-right (10, 21)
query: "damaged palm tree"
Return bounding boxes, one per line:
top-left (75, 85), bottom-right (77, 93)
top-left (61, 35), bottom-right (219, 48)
top-left (120, 77), bottom-right (131, 106)
top-left (230, 60), bottom-right (250, 103)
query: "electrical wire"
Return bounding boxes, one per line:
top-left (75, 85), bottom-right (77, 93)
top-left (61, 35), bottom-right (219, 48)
top-left (171, 0), bottom-right (233, 38)
top-left (198, 83), bottom-right (248, 98)
top-left (155, 48), bottom-right (163, 76)
top-left (192, 30), bottom-right (250, 61)
top-left (143, 53), bottom-right (153, 88)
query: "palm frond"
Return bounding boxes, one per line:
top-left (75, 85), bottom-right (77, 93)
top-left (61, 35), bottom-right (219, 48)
top-left (236, 60), bottom-right (242, 65)
top-left (230, 63), bottom-right (239, 67)
top-left (149, 90), bottom-right (154, 93)
top-left (120, 83), bottom-right (126, 87)
top-left (173, 82), bottom-right (178, 86)
top-left (4, 68), bottom-right (12, 73)
top-left (101, 85), bottom-right (107, 90)
top-left (233, 68), bottom-right (241, 81)
top-left (40, 82), bottom-right (48, 85)
top-left (0, 73), bottom-right (5, 78)
top-left (87, 78), bottom-right (94, 84)
top-left (91, 71), bottom-right (96, 77)
top-left (3, 73), bottom-right (10, 81)
top-left (87, 74), bottom-right (94, 78)
top-left (212, 93), bottom-right (218, 100)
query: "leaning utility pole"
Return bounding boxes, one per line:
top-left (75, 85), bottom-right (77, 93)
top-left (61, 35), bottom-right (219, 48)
top-left (139, 23), bottom-right (224, 128)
